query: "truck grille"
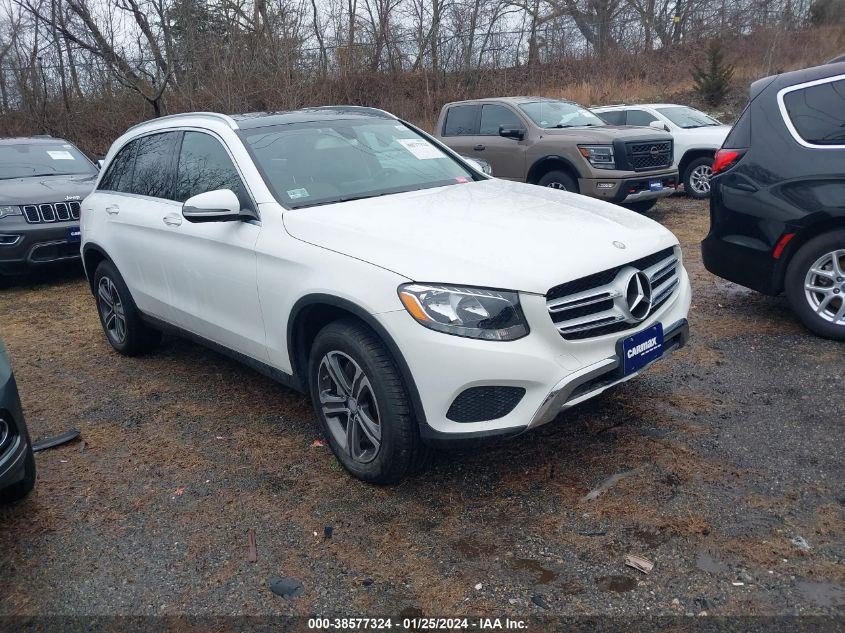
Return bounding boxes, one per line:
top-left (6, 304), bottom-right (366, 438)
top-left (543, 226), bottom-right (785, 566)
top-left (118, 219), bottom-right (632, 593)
top-left (546, 247), bottom-right (680, 340)
top-left (625, 140), bottom-right (672, 172)
top-left (22, 201), bottom-right (81, 224)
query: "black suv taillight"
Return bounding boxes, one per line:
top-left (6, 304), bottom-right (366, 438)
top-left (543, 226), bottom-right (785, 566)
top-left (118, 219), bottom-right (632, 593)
top-left (712, 149), bottom-right (747, 175)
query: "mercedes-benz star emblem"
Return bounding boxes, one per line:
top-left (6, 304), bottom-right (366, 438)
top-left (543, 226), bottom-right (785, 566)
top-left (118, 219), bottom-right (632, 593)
top-left (625, 271), bottom-right (653, 321)
top-left (613, 241), bottom-right (626, 249)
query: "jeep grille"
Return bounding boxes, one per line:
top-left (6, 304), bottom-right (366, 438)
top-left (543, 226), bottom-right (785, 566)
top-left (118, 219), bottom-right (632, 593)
top-left (22, 201), bottom-right (81, 224)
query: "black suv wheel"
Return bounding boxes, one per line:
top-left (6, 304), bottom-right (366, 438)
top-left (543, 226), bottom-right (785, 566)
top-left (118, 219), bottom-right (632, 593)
top-left (785, 230), bottom-right (845, 340)
top-left (94, 260), bottom-right (162, 355)
top-left (308, 319), bottom-right (429, 484)
top-left (0, 444), bottom-right (35, 504)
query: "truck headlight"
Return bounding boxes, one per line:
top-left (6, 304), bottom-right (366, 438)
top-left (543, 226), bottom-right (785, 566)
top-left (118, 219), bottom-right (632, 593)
top-left (398, 284), bottom-right (529, 341)
top-left (0, 205), bottom-right (21, 219)
top-left (578, 145), bottom-right (615, 170)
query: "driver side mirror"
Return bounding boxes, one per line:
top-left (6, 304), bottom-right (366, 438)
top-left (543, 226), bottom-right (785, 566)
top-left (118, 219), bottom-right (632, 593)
top-left (499, 126), bottom-right (525, 141)
top-left (182, 189), bottom-right (242, 223)
top-left (649, 120), bottom-right (670, 132)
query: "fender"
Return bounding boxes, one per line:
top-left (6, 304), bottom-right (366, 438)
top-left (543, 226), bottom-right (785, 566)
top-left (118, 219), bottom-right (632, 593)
top-left (527, 154), bottom-right (584, 183)
top-left (287, 293), bottom-right (428, 428)
top-left (81, 242), bottom-right (115, 292)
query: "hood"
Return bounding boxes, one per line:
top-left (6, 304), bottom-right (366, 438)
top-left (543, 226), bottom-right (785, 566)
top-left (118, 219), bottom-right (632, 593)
top-left (539, 125), bottom-right (672, 143)
top-left (0, 174), bottom-right (97, 205)
top-left (283, 179), bottom-right (678, 294)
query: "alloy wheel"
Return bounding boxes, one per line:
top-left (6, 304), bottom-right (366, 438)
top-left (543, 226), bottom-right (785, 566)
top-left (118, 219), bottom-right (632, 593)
top-left (317, 351), bottom-right (382, 463)
top-left (689, 164), bottom-right (712, 195)
top-left (546, 182), bottom-right (568, 190)
top-left (804, 249), bottom-right (845, 326)
top-left (97, 276), bottom-right (127, 344)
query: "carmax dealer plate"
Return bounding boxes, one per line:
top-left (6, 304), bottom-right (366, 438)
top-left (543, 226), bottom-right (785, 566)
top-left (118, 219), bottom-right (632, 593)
top-left (621, 322), bottom-right (663, 375)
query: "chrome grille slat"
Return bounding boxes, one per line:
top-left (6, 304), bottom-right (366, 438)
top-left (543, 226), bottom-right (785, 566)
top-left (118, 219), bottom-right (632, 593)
top-left (546, 247), bottom-right (681, 341)
top-left (21, 201), bottom-right (81, 224)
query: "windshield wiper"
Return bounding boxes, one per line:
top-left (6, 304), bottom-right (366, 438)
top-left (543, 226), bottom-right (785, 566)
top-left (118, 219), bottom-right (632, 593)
top-left (292, 190), bottom-right (402, 209)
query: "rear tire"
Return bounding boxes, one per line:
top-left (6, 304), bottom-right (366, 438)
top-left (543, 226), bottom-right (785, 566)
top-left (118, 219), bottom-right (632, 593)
top-left (537, 170), bottom-right (578, 193)
top-left (94, 260), bottom-right (161, 356)
top-left (784, 230), bottom-right (845, 340)
top-left (308, 319), bottom-right (430, 484)
top-left (0, 444), bottom-right (35, 504)
top-left (683, 157), bottom-right (714, 199)
top-left (622, 199), bottom-right (658, 213)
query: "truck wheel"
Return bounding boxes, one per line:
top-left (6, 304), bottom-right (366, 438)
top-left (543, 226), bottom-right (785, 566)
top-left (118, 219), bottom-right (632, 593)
top-left (309, 319), bottom-right (430, 484)
top-left (621, 199), bottom-right (657, 213)
top-left (0, 444), bottom-right (35, 504)
top-left (785, 230), bottom-right (845, 340)
top-left (537, 170), bottom-right (578, 193)
top-left (683, 157), bottom-right (714, 199)
top-left (94, 260), bottom-right (161, 356)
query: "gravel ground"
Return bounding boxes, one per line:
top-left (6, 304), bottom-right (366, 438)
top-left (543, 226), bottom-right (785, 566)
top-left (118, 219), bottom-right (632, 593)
top-left (0, 196), bottom-right (843, 624)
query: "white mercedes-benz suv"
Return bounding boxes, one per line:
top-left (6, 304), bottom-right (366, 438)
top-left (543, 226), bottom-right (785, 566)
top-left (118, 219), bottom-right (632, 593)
top-left (81, 107), bottom-right (691, 483)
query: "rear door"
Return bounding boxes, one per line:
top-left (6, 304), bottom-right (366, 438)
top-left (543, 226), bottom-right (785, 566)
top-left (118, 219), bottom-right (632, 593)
top-left (438, 104), bottom-right (481, 156)
top-left (95, 132), bottom-right (182, 320)
top-left (159, 130), bottom-right (267, 361)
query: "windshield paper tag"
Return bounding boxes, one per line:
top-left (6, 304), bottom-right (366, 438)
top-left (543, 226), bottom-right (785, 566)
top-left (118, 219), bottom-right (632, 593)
top-left (287, 188), bottom-right (310, 199)
top-left (396, 138), bottom-right (444, 160)
top-left (47, 150), bottom-right (74, 160)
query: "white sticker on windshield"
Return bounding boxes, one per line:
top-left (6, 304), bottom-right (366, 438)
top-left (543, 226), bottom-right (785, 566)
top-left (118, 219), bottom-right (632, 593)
top-left (287, 188), bottom-right (310, 199)
top-left (47, 150), bottom-right (74, 160)
top-left (396, 138), bottom-right (445, 160)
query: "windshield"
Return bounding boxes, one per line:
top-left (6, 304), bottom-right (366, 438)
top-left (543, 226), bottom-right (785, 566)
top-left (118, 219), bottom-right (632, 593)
top-left (0, 142), bottom-right (95, 179)
top-left (239, 119), bottom-right (476, 209)
top-left (518, 101), bottom-right (606, 129)
top-left (655, 106), bottom-right (721, 128)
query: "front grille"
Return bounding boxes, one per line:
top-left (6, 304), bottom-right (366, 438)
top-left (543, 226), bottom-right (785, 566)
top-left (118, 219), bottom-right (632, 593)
top-left (625, 140), bottom-right (672, 171)
top-left (546, 247), bottom-right (680, 340)
top-left (22, 201), bottom-right (81, 224)
top-left (446, 386), bottom-right (526, 423)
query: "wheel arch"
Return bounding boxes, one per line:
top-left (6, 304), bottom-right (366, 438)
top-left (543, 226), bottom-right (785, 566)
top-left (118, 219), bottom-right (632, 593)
top-left (678, 148), bottom-right (717, 179)
top-left (526, 155), bottom-right (582, 185)
top-left (81, 243), bottom-right (114, 294)
top-left (287, 294), bottom-right (428, 427)
top-left (774, 217), bottom-right (845, 293)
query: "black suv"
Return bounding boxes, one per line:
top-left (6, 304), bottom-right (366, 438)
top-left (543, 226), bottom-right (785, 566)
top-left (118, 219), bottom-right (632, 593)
top-left (0, 136), bottom-right (97, 277)
top-left (702, 60), bottom-right (845, 340)
top-left (0, 338), bottom-right (35, 503)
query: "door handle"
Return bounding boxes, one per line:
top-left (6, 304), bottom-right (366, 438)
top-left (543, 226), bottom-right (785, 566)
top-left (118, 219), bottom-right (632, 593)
top-left (163, 214), bottom-right (182, 227)
top-left (473, 144), bottom-right (486, 151)
top-left (105, 205), bottom-right (120, 215)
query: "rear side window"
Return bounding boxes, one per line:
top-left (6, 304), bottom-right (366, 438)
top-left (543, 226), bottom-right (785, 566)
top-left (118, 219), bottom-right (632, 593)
top-left (597, 110), bottom-right (625, 125)
top-left (782, 78), bottom-right (845, 146)
top-left (98, 140), bottom-right (137, 193)
top-left (175, 132), bottom-right (249, 209)
top-left (443, 105), bottom-right (480, 136)
top-left (723, 103), bottom-right (751, 149)
top-left (626, 109), bottom-right (658, 126)
top-left (131, 132), bottom-right (180, 198)
top-left (479, 105), bottom-right (523, 135)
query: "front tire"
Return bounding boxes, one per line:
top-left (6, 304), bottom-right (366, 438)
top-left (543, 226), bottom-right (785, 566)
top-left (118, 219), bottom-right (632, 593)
top-left (308, 319), bottom-right (429, 484)
top-left (94, 260), bottom-right (161, 356)
top-left (537, 170), bottom-right (578, 192)
top-left (683, 157), bottom-right (714, 199)
top-left (0, 444), bottom-right (35, 504)
top-left (785, 231), bottom-right (845, 340)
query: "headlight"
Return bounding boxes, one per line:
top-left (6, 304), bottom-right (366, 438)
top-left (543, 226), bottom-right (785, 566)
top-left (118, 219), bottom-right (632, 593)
top-left (398, 283), bottom-right (529, 341)
top-left (578, 145), bottom-right (615, 170)
top-left (0, 206), bottom-right (21, 219)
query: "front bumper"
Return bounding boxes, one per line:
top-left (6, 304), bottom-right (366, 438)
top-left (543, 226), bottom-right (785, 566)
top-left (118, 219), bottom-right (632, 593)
top-left (579, 170), bottom-right (678, 204)
top-left (376, 267), bottom-right (692, 446)
top-left (0, 218), bottom-right (81, 274)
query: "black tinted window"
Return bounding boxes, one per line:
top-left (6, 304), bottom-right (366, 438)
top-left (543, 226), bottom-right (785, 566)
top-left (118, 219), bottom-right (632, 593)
top-left (443, 105), bottom-right (480, 136)
top-left (597, 110), bottom-right (625, 125)
top-left (626, 109), bottom-right (658, 126)
top-left (98, 141), bottom-right (137, 193)
top-left (175, 132), bottom-right (248, 207)
top-left (479, 105), bottom-right (523, 135)
top-left (783, 79), bottom-right (845, 145)
top-left (131, 132), bottom-right (179, 198)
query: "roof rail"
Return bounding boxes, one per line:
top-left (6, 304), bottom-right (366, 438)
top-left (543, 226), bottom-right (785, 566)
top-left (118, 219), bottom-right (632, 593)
top-left (31, 134), bottom-right (53, 138)
top-left (309, 105), bottom-right (397, 119)
top-left (127, 112), bottom-right (238, 132)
